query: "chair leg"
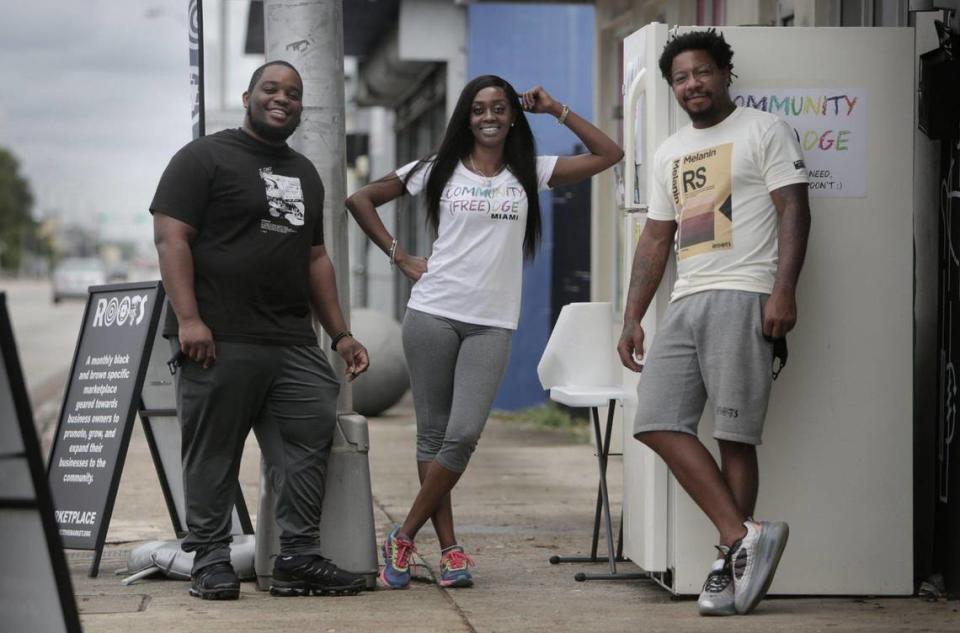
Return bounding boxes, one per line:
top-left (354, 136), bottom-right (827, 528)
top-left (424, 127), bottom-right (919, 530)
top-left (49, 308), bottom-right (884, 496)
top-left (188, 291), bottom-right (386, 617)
top-left (617, 510), bottom-right (626, 561)
top-left (592, 404), bottom-right (618, 574)
top-left (550, 402), bottom-right (649, 583)
top-left (548, 411), bottom-right (605, 565)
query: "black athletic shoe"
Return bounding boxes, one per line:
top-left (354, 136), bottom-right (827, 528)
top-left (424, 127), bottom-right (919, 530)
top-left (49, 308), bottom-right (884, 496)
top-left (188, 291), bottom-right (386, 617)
top-left (189, 562), bottom-right (240, 600)
top-left (270, 554), bottom-right (366, 597)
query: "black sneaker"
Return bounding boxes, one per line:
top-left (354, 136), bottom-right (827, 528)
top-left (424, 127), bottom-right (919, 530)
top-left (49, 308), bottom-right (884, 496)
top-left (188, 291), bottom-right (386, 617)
top-left (270, 554), bottom-right (366, 597)
top-left (189, 562), bottom-right (240, 600)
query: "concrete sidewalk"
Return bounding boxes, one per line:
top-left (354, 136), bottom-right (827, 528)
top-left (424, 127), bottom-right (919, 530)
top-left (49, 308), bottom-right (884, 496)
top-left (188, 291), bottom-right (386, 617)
top-left (65, 397), bottom-right (958, 632)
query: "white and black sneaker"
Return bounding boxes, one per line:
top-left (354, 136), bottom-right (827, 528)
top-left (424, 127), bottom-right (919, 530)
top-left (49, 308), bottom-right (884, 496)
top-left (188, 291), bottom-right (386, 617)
top-left (698, 546), bottom-right (735, 616)
top-left (730, 520), bottom-right (789, 614)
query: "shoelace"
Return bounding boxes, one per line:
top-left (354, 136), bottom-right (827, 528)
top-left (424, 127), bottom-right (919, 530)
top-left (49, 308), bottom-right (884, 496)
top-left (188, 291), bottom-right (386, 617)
top-left (704, 545), bottom-right (733, 592)
top-left (703, 568), bottom-right (732, 593)
top-left (392, 536), bottom-right (416, 570)
top-left (723, 537), bottom-right (749, 580)
top-left (441, 549), bottom-right (475, 571)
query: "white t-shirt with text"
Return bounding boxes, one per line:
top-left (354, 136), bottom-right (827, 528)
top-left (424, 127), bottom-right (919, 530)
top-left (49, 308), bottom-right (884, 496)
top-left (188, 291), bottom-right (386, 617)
top-left (648, 106), bottom-right (808, 301)
top-left (395, 156), bottom-right (558, 329)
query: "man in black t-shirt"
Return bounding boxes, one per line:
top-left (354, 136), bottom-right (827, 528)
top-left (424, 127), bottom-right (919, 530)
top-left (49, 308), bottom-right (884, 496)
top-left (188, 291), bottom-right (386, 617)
top-left (151, 61), bottom-right (369, 600)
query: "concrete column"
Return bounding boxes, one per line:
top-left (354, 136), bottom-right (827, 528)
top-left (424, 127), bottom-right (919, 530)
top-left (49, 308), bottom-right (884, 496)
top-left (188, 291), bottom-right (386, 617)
top-left (365, 106), bottom-right (397, 315)
top-left (263, 0), bottom-right (351, 409)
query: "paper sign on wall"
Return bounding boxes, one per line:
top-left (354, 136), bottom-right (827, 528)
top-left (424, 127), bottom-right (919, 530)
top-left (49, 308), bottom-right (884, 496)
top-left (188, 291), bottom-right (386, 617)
top-left (732, 89), bottom-right (866, 198)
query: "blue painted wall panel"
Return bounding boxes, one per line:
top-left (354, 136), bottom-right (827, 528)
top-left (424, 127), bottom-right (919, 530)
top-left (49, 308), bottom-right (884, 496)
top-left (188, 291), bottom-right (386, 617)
top-left (467, 3), bottom-right (594, 410)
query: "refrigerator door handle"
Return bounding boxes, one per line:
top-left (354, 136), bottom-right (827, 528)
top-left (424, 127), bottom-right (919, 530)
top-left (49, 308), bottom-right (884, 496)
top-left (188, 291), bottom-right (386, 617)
top-left (623, 67), bottom-right (648, 211)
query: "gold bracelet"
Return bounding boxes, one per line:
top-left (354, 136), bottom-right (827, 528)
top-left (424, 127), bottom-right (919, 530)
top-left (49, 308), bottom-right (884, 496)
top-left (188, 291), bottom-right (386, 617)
top-left (557, 103), bottom-right (570, 125)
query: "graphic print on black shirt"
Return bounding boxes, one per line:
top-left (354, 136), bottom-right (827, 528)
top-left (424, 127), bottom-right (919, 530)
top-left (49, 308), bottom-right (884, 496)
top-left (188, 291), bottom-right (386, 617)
top-left (260, 167), bottom-right (305, 232)
top-left (150, 129), bottom-right (325, 345)
top-left (671, 142), bottom-right (733, 260)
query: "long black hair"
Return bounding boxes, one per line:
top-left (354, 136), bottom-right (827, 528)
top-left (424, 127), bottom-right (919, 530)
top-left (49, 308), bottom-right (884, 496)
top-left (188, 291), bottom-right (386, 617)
top-left (405, 75), bottom-right (541, 259)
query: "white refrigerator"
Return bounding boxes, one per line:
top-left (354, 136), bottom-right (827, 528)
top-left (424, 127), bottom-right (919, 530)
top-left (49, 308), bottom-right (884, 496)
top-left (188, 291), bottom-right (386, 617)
top-left (617, 23), bottom-right (915, 596)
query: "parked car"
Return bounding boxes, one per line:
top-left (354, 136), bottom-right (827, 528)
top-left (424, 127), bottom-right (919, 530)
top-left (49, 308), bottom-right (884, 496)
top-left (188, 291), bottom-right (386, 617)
top-left (52, 257), bottom-right (106, 303)
top-left (106, 263), bottom-right (129, 283)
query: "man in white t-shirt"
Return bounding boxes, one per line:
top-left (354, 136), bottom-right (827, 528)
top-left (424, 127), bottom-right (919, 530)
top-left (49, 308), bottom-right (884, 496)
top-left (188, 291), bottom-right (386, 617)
top-left (617, 29), bottom-right (811, 616)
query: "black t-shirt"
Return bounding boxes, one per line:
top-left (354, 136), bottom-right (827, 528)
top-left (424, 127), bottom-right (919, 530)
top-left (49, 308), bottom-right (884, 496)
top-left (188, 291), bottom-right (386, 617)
top-left (150, 128), bottom-right (325, 345)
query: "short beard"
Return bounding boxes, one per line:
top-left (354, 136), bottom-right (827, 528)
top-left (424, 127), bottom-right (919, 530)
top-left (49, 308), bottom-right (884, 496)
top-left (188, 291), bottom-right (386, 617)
top-left (684, 106), bottom-right (714, 125)
top-left (682, 93), bottom-right (734, 127)
top-left (246, 106), bottom-right (299, 143)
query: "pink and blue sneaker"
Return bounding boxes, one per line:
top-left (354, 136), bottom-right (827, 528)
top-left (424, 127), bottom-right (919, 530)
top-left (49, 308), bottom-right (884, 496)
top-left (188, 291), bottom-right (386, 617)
top-left (379, 527), bottom-right (415, 589)
top-left (439, 546), bottom-right (474, 588)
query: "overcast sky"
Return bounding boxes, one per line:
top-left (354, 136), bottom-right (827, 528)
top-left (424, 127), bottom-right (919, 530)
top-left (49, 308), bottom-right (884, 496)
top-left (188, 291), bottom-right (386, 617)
top-left (0, 0), bottom-right (256, 247)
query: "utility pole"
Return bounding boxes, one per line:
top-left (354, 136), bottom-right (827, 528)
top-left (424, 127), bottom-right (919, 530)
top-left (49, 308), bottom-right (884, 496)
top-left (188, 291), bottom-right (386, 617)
top-left (256, 3), bottom-right (377, 591)
top-left (263, 0), bottom-right (352, 409)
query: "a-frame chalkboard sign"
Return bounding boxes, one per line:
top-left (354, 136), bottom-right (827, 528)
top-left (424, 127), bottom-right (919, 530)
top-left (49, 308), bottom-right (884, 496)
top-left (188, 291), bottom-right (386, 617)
top-left (0, 291), bottom-right (83, 633)
top-left (46, 281), bottom-right (166, 577)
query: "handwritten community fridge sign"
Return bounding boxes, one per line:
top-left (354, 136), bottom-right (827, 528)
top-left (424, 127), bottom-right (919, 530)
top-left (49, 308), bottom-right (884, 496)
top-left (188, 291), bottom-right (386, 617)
top-left (733, 88), bottom-right (866, 198)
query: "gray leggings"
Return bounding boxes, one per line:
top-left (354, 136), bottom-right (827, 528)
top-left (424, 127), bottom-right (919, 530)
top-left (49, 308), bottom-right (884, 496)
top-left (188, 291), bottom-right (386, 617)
top-left (402, 308), bottom-right (512, 472)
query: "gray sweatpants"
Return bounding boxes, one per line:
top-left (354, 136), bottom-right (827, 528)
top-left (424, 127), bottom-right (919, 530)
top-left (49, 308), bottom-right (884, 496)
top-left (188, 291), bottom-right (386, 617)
top-left (402, 308), bottom-right (512, 473)
top-left (173, 340), bottom-right (340, 572)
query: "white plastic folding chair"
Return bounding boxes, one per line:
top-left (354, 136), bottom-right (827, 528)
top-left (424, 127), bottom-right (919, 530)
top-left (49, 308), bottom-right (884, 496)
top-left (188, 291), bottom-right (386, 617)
top-left (538, 302), bottom-right (648, 582)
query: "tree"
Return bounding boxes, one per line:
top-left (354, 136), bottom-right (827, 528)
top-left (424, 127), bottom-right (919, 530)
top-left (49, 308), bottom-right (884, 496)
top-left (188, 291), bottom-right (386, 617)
top-left (0, 147), bottom-right (41, 271)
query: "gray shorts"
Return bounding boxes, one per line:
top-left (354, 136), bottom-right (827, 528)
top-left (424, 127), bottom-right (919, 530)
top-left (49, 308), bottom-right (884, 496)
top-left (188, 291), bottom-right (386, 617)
top-left (633, 290), bottom-right (775, 446)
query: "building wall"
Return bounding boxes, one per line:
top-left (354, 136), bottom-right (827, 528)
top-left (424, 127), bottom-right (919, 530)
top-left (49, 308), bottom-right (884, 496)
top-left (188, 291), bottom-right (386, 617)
top-left (466, 2), bottom-right (595, 410)
top-left (912, 5), bottom-right (942, 591)
top-left (399, 0), bottom-right (467, 121)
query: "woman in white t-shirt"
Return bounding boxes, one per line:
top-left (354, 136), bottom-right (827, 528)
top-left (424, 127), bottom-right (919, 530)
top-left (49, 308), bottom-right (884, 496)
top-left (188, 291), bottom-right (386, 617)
top-left (346, 74), bottom-right (622, 589)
